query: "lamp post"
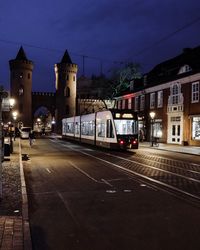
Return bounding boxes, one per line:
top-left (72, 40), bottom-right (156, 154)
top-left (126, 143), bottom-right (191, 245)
top-left (150, 112), bottom-right (155, 147)
top-left (12, 111), bottom-right (18, 141)
top-left (0, 87), bottom-right (8, 199)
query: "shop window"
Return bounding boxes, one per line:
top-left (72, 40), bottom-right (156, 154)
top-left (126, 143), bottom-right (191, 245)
top-left (192, 117), bottom-right (200, 140)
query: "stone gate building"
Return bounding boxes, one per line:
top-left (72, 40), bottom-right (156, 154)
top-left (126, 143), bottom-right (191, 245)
top-left (9, 46), bottom-right (78, 133)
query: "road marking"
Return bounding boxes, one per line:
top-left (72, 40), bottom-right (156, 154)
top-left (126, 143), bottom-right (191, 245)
top-left (57, 192), bottom-right (80, 227)
top-left (63, 144), bottom-right (200, 201)
top-left (46, 168), bottom-right (51, 174)
top-left (68, 161), bottom-right (102, 184)
top-left (101, 178), bottom-right (113, 187)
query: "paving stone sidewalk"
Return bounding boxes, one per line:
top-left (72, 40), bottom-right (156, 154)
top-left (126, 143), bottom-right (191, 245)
top-left (0, 139), bottom-right (26, 250)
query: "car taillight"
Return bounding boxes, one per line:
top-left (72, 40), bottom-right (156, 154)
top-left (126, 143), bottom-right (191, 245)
top-left (132, 139), bottom-right (137, 144)
top-left (119, 139), bottom-right (124, 144)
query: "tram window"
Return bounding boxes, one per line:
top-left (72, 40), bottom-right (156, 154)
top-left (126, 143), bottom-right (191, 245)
top-left (75, 122), bottom-right (80, 135)
top-left (66, 122), bottom-right (74, 134)
top-left (81, 121), bottom-right (94, 136)
top-left (114, 120), bottom-right (136, 135)
top-left (106, 119), bottom-right (114, 138)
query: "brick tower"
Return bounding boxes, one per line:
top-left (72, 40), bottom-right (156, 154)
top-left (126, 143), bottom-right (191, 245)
top-left (54, 50), bottom-right (78, 133)
top-left (9, 46), bottom-right (34, 127)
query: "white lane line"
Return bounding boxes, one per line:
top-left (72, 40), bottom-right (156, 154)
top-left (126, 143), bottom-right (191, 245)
top-left (63, 144), bottom-right (200, 201)
top-left (101, 178), bottom-right (113, 187)
top-left (68, 161), bottom-right (103, 184)
top-left (46, 168), bottom-right (51, 174)
top-left (57, 192), bottom-right (80, 227)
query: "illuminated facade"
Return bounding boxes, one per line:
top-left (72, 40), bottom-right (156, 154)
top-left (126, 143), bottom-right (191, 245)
top-left (116, 46), bottom-right (200, 146)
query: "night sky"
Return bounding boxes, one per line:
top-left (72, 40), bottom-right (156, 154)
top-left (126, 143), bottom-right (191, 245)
top-left (0, 0), bottom-right (200, 92)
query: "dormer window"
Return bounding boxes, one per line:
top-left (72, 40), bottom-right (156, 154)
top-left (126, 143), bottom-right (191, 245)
top-left (178, 64), bottom-right (192, 74)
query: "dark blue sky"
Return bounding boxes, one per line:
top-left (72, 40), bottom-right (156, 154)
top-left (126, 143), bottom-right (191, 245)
top-left (0, 0), bottom-right (200, 92)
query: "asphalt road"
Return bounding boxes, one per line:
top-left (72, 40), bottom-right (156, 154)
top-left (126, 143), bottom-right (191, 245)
top-left (21, 138), bottom-right (200, 250)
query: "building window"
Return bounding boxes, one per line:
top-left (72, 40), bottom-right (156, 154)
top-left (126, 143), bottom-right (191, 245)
top-left (134, 96), bottom-right (138, 111)
top-left (122, 99), bottom-right (126, 109)
top-left (28, 73), bottom-right (30, 79)
top-left (64, 87), bottom-right (70, 97)
top-left (140, 95), bottom-right (145, 111)
top-left (157, 91), bottom-right (163, 108)
top-left (73, 75), bottom-right (76, 81)
top-left (150, 93), bottom-right (155, 109)
top-left (191, 82), bottom-right (199, 103)
top-left (178, 64), bottom-right (192, 74)
top-left (128, 98), bottom-right (132, 109)
top-left (192, 117), bottom-right (200, 140)
top-left (172, 84), bottom-right (179, 104)
top-left (117, 100), bottom-right (121, 109)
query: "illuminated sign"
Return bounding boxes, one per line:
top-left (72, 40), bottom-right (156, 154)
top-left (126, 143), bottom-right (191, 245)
top-left (115, 113), bottom-right (134, 119)
top-left (122, 113), bottom-right (133, 118)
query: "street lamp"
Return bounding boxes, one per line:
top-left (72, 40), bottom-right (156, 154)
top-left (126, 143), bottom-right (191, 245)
top-left (12, 111), bottom-right (18, 140)
top-left (9, 98), bottom-right (15, 109)
top-left (150, 112), bottom-right (155, 147)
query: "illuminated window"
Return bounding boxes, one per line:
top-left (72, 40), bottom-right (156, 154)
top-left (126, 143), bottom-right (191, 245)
top-left (192, 117), bottom-right (200, 140)
top-left (150, 93), bottom-right (155, 109)
top-left (191, 82), bottom-right (199, 103)
top-left (128, 98), bottom-right (132, 109)
top-left (122, 99), bottom-right (126, 109)
top-left (117, 100), bottom-right (122, 109)
top-left (178, 64), bottom-right (192, 74)
top-left (157, 91), bottom-right (163, 108)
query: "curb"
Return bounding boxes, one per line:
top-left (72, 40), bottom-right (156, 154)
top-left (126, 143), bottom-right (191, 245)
top-left (18, 139), bottom-right (32, 250)
top-left (139, 144), bottom-right (200, 156)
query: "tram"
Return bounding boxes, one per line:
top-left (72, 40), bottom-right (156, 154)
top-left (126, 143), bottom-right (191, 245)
top-left (62, 109), bottom-right (138, 150)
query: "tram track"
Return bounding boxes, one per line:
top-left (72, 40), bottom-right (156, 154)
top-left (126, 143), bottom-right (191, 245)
top-left (57, 140), bottom-right (200, 206)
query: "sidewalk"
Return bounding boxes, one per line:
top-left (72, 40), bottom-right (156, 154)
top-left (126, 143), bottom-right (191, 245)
top-left (0, 138), bottom-right (32, 250)
top-left (139, 141), bottom-right (200, 155)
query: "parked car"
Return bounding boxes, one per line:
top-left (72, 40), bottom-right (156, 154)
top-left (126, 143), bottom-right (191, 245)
top-left (20, 127), bottom-right (32, 139)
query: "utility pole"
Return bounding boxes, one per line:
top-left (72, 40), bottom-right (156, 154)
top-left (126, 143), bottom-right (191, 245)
top-left (0, 86), bottom-right (8, 199)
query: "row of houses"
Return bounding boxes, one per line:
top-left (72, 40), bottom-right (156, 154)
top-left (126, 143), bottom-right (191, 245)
top-left (115, 46), bottom-right (200, 146)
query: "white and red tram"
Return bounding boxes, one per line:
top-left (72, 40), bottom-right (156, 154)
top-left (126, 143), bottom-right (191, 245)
top-left (62, 109), bottom-right (138, 150)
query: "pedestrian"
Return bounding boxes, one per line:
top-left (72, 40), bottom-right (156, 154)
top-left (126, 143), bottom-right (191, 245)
top-left (29, 130), bottom-right (35, 147)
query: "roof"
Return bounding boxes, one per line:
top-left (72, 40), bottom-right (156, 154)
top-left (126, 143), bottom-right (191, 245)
top-left (60, 50), bottom-right (72, 64)
top-left (15, 46), bottom-right (28, 61)
top-left (146, 45), bottom-right (200, 86)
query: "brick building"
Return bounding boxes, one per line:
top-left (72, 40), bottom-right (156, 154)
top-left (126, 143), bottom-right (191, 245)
top-left (115, 46), bottom-right (200, 146)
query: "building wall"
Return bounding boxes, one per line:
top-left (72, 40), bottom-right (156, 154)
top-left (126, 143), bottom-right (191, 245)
top-left (116, 73), bottom-right (200, 146)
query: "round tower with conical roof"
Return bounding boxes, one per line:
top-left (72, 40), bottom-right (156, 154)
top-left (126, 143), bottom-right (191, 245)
top-left (54, 50), bottom-right (78, 133)
top-left (9, 46), bottom-right (34, 127)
